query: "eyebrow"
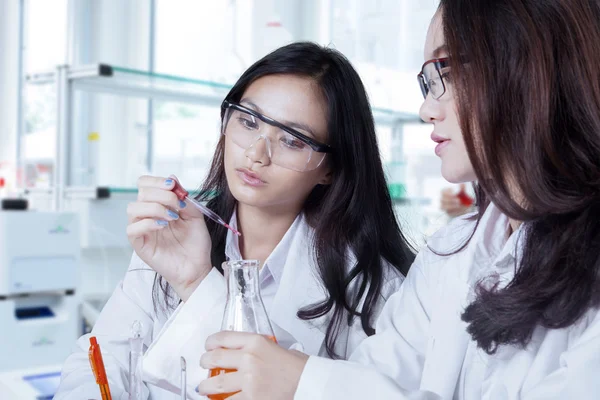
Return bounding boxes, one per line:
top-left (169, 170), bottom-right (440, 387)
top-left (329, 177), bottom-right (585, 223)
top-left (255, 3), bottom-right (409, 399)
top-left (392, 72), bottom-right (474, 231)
top-left (240, 99), bottom-right (318, 139)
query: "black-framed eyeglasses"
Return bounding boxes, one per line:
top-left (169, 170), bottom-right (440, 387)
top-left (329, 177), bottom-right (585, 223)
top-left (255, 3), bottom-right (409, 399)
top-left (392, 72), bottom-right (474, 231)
top-left (221, 101), bottom-right (332, 153)
top-left (417, 57), bottom-right (450, 100)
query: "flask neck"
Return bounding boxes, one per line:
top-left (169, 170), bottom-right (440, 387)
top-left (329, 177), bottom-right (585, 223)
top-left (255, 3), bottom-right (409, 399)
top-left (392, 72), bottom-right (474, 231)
top-left (225, 260), bottom-right (261, 299)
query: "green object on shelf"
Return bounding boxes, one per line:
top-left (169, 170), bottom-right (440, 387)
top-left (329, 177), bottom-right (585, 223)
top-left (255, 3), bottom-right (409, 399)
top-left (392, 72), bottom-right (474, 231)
top-left (108, 187), bottom-right (138, 194)
top-left (388, 183), bottom-right (407, 200)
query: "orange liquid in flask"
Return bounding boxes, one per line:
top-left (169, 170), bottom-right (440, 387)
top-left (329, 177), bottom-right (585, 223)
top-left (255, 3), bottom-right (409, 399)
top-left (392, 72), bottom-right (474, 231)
top-left (208, 335), bottom-right (277, 400)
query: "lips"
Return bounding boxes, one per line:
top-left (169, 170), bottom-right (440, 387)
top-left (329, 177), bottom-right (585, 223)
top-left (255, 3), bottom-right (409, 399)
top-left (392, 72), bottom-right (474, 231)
top-left (236, 168), bottom-right (267, 186)
top-left (431, 133), bottom-right (450, 157)
top-left (430, 132), bottom-right (449, 144)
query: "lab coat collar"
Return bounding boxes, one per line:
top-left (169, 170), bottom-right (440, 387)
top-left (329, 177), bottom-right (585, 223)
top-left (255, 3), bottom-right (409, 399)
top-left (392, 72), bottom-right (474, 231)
top-left (467, 204), bottom-right (526, 294)
top-left (224, 209), bottom-right (242, 260)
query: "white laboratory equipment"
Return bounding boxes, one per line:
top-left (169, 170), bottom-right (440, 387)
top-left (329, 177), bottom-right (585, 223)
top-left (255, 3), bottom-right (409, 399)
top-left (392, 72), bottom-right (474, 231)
top-left (0, 364), bottom-right (62, 400)
top-left (0, 211), bottom-right (80, 374)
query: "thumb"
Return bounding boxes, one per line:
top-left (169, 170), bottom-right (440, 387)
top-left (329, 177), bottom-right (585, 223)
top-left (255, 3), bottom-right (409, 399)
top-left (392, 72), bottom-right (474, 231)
top-left (289, 349), bottom-right (307, 356)
top-left (177, 196), bottom-right (207, 220)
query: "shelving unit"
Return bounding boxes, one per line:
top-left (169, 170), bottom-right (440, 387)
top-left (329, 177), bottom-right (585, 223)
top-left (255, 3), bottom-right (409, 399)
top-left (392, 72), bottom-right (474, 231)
top-left (23, 63), bottom-right (424, 209)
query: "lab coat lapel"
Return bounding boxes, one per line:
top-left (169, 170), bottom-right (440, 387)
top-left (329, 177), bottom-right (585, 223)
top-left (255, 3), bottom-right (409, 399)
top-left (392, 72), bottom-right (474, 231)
top-left (420, 247), bottom-right (472, 398)
top-left (421, 207), bottom-right (503, 398)
top-left (268, 222), bottom-right (327, 356)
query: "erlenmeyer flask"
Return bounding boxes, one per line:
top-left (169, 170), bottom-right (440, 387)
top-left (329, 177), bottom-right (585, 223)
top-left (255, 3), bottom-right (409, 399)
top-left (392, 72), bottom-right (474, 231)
top-left (208, 260), bottom-right (276, 400)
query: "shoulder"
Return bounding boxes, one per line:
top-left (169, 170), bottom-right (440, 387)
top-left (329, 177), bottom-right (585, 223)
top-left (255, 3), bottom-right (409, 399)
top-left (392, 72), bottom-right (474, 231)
top-left (408, 212), bottom-right (478, 284)
top-left (425, 211), bottom-right (478, 255)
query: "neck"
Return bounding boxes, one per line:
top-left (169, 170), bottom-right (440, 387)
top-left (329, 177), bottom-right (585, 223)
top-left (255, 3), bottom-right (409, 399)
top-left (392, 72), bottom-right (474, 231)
top-left (236, 202), bottom-right (300, 262)
top-left (505, 181), bottom-right (524, 236)
top-left (508, 218), bottom-right (522, 236)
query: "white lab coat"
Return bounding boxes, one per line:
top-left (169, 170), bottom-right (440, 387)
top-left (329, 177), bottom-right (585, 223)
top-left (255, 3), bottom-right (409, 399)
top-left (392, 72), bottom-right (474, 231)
top-left (295, 204), bottom-right (600, 400)
top-left (54, 212), bottom-right (404, 400)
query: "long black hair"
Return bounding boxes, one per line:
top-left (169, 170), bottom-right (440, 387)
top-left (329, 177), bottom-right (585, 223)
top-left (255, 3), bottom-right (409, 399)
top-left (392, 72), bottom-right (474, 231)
top-left (439, 0), bottom-right (600, 354)
top-left (153, 42), bottom-right (414, 357)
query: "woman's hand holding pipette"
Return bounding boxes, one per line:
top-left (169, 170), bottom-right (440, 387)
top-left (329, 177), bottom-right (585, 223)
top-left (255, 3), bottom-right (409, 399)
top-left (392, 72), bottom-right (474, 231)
top-left (127, 175), bottom-right (213, 301)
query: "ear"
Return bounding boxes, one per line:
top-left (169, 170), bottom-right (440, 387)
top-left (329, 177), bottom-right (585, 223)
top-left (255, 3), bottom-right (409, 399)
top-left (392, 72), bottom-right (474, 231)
top-left (318, 169), bottom-right (333, 186)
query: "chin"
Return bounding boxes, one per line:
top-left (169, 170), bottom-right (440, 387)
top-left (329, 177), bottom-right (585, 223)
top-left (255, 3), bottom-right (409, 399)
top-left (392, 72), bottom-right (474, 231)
top-left (441, 163), bottom-right (476, 184)
top-left (228, 183), bottom-right (270, 207)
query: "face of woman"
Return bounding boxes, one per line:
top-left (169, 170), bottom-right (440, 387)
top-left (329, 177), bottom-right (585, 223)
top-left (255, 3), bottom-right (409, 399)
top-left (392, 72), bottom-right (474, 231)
top-left (223, 74), bottom-right (332, 213)
top-left (419, 12), bottom-right (477, 183)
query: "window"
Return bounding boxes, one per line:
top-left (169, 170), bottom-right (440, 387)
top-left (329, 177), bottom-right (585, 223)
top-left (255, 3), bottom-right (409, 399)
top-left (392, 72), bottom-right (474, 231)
top-left (21, 0), bottom-right (68, 187)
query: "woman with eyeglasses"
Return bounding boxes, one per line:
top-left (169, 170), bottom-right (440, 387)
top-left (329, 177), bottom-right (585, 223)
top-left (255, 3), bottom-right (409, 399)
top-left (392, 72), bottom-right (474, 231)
top-left (197, 1), bottom-right (600, 399)
top-left (54, 42), bottom-right (414, 399)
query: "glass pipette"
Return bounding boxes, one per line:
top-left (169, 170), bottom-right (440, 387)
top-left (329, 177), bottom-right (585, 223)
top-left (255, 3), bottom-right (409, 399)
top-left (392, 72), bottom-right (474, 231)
top-left (171, 179), bottom-right (241, 237)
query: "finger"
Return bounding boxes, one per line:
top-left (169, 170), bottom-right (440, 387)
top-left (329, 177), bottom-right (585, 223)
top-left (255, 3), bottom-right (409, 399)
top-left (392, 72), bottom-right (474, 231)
top-left (126, 218), bottom-right (168, 238)
top-left (166, 175), bottom-right (215, 220)
top-left (136, 175), bottom-right (186, 211)
top-left (137, 187), bottom-right (183, 211)
top-left (127, 202), bottom-right (179, 224)
top-left (441, 198), bottom-right (461, 208)
top-left (137, 175), bottom-right (176, 191)
top-left (205, 331), bottom-right (266, 351)
top-left (440, 198), bottom-right (458, 206)
top-left (200, 348), bottom-right (246, 370)
top-left (137, 177), bottom-right (203, 220)
top-left (197, 370), bottom-right (242, 397)
top-left (176, 197), bottom-right (210, 220)
top-left (164, 173), bottom-right (190, 203)
top-left (459, 183), bottom-right (466, 191)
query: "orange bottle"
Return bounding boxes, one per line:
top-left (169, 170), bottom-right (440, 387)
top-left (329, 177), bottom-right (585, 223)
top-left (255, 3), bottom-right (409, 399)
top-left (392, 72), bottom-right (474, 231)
top-left (208, 260), bottom-right (277, 400)
top-left (457, 185), bottom-right (474, 207)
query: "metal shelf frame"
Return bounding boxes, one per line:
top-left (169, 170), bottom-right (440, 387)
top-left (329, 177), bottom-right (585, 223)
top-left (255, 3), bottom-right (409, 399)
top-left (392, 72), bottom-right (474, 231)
top-left (24, 63), bottom-right (422, 209)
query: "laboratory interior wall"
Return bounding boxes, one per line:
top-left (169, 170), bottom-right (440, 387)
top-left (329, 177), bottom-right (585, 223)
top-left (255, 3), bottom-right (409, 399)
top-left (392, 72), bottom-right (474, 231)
top-left (0, 0), bottom-right (451, 385)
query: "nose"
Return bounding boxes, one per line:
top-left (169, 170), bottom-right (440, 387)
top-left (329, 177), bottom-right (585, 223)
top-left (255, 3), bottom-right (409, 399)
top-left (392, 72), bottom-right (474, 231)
top-left (419, 93), bottom-right (444, 124)
top-left (244, 135), bottom-right (272, 166)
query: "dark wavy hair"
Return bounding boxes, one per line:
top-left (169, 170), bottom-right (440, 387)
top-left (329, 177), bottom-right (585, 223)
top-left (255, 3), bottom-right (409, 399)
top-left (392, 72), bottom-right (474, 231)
top-left (153, 42), bottom-right (415, 358)
top-left (438, 0), bottom-right (600, 353)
